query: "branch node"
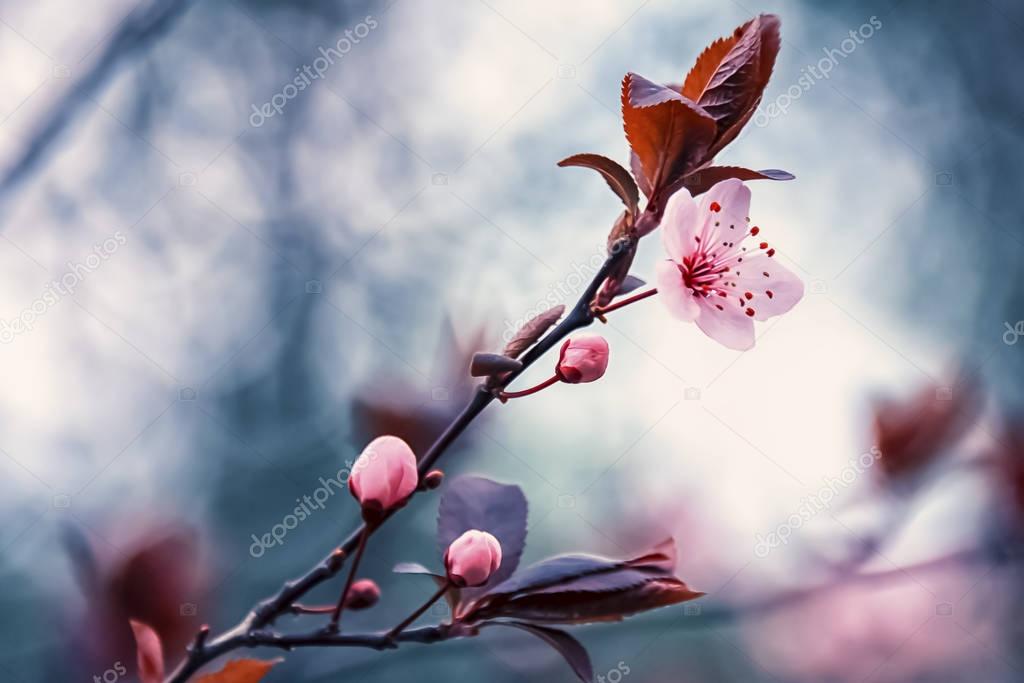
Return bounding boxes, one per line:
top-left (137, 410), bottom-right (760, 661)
top-left (188, 625), bottom-right (210, 654)
top-left (326, 547), bottom-right (346, 572)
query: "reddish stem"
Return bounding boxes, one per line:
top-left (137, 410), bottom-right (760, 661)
top-left (329, 526), bottom-right (369, 630)
top-left (593, 287), bottom-right (658, 318)
top-left (387, 580), bottom-right (451, 639)
top-left (497, 374), bottom-right (560, 401)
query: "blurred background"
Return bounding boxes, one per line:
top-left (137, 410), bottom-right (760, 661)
top-left (1, 0), bottom-right (1022, 681)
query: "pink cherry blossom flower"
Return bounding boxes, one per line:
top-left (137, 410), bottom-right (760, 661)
top-left (348, 435), bottom-right (418, 514)
top-left (656, 178), bottom-right (803, 350)
top-left (557, 334), bottom-right (610, 383)
top-left (444, 529), bottom-right (502, 587)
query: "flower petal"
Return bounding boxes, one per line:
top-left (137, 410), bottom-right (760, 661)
top-left (732, 255), bottom-right (804, 321)
top-left (660, 187), bottom-right (700, 262)
top-left (655, 260), bottom-right (700, 321)
top-left (695, 299), bottom-right (755, 350)
top-left (698, 178), bottom-right (751, 228)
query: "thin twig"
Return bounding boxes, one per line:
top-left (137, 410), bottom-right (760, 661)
top-left (329, 526), bottom-right (370, 630)
top-left (162, 238), bottom-right (637, 682)
top-left (388, 580), bottom-right (451, 639)
top-left (593, 287), bottom-right (658, 317)
top-left (497, 374), bottom-right (559, 401)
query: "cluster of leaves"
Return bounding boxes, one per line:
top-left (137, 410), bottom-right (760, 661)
top-left (471, 16), bottom-right (790, 376)
top-left (395, 476), bottom-right (702, 681)
top-left (559, 15), bottom-right (791, 304)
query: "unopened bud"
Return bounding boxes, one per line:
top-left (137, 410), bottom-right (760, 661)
top-left (444, 530), bottom-right (502, 587)
top-left (424, 469), bottom-right (444, 490)
top-left (349, 436), bottom-right (418, 514)
top-left (556, 334), bottom-right (610, 384)
top-left (344, 578), bottom-right (381, 610)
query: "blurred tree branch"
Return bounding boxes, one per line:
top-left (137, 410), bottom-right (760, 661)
top-left (0, 0), bottom-right (195, 209)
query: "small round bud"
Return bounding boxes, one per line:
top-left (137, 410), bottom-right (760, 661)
top-left (423, 469), bottom-right (444, 490)
top-left (327, 548), bottom-right (346, 572)
top-left (444, 529), bottom-right (502, 587)
top-left (348, 435), bottom-right (418, 516)
top-left (556, 334), bottom-right (609, 384)
top-left (344, 578), bottom-right (381, 610)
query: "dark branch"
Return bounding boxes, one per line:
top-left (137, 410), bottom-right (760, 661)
top-left (163, 237), bottom-right (637, 682)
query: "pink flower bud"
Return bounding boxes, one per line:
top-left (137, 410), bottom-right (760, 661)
top-left (444, 530), bottom-right (502, 587)
top-left (344, 578), bottom-right (381, 610)
top-left (348, 435), bottom-right (418, 515)
top-left (557, 334), bottom-right (609, 383)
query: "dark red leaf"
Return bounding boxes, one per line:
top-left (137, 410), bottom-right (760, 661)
top-left (624, 537), bottom-right (677, 572)
top-left (683, 14), bottom-right (781, 157)
top-left (196, 658), bottom-right (281, 683)
top-left (475, 540), bottom-right (675, 600)
top-left (621, 73), bottom-right (716, 200)
top-left (437, 476), bottom-right (528, 603)
top-left (464, 540), bottom-right (700, 624)
top-left (470, 353), bottom-right (523, 377)
top-left (672, 165), bottom-right (794, 198)
top-left (558, 153), bottom-right (639, 215)
top-left (487, 622), bottom-right (594, 683)
top-left (479, 554), bottom-right (637, 597)
top-left (682, 33), bottom-right (739, 102)
top-left (629, 152), bottom-right (653, 199)
top-left (503, 305), bottom-right (565, 359)
top-left (470, 578), bottom-right (703, 625)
